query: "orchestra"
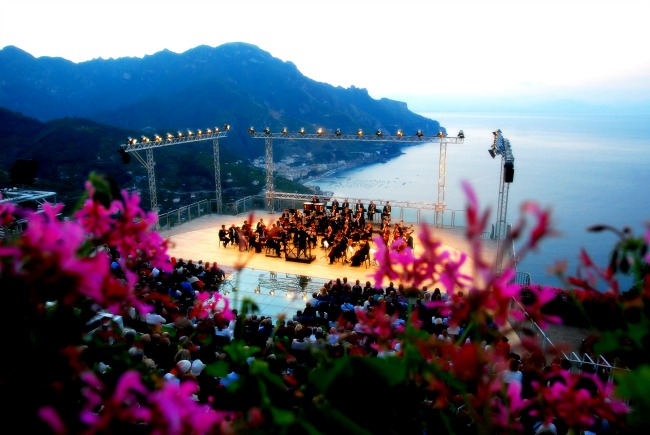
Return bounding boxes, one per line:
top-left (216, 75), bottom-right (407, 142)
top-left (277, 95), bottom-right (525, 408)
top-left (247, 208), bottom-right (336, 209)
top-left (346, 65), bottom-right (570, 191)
top-left (218, 198), bottom-right (415, 263)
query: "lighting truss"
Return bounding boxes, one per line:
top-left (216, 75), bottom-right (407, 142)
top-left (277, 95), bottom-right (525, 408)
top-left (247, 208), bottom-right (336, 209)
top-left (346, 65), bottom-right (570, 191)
top-left (118, 127), bottom-right (229, 229)
top-left (248, 129), bottom-right (464, 225)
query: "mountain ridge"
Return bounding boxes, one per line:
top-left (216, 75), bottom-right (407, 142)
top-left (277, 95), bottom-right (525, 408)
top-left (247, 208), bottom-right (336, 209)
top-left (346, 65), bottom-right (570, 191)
top-left (0, 42), bottom-right (445, 213)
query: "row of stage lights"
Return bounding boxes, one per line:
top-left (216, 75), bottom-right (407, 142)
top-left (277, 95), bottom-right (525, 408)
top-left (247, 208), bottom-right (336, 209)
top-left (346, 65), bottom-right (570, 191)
top-left (249, 127), bottom-right (464, 139)
top-left (126, 124), bottom-right (231, 146)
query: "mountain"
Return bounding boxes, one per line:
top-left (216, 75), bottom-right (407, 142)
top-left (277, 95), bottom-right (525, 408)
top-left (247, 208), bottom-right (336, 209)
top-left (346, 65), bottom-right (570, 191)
top-left (0, 42), bottom-right (444, 212)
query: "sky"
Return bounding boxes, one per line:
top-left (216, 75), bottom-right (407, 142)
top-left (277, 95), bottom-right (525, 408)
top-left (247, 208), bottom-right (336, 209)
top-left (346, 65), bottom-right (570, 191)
top-left (1, 0), bottom-right (649, 112)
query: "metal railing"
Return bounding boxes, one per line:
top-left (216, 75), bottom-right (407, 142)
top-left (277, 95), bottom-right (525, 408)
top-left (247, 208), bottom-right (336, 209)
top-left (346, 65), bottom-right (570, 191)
top-left (157, 193), bottom-right (499, 238)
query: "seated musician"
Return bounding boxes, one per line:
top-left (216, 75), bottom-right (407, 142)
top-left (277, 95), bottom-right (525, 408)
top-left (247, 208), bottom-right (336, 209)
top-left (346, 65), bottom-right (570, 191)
top-left (265, 223), bottom-right (283, 257)
top-left (321, 225), bottom-right (334, 248)
top-left (328, 232), bottom-right (348, 264)
top-left (308, 222), bottom-right (318, 249)
top-left (350, 239), bottom-right (370, 267)
top-left (362, 222), bottom-right (373, 240)
top-left (218, 224), bottom-right (230, 247)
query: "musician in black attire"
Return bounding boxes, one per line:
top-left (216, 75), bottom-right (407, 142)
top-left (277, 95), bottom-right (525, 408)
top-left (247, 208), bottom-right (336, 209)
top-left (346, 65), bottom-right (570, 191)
top-left (328, 232), bottom-right (348, 264)
top-left (382, 201), bottom-right (392, 222)
top-left (295, 224), bottom-right (309, 258)
top-left (218, 225), bottom-right (230, 247)
top-left (367, 201), bottom-right (377, 222)
top-left (350, 239), bottom-right (370, 267)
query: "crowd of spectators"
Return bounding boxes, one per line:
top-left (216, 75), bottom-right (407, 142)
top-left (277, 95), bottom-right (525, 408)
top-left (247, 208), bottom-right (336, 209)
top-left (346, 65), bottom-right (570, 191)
top-left (87, 241), bottom-right (615, 434)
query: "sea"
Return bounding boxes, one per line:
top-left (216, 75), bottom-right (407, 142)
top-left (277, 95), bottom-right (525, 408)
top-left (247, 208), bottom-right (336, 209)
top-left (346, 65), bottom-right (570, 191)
top-left (305, 111), bottom-right (650, 288)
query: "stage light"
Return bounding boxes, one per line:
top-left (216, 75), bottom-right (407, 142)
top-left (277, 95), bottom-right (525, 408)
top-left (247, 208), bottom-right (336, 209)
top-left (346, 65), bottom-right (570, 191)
top-left (166, 132), bottom-right (174, 140)
top-left (302, 293), bottom-right (308, 301)
top-left (437, 131), bottom-right (445, 138)
top-left (269, 290), bottom-right (275, 296)
top-left (417, 130), bottom-right (423, 137)
top-left (458, 130), bottom-right (465, 139)
top-left (264, 127), bottom-right (271, 135)
top-left (335, 129), bottom-right (341, 136)
top-left (396, 129), bottom-right (403, 137)
top-left (282, 127), bottom-right (288, 134)
top-left (141, 135), bottom-right (150, 143)
top-left (376, 130), bottom-right (382, 137)
top-left (248, 127), bottom-right (255, 134)
top-left (186, 130), bottom-right (194, 137)
top-left (254, 287), bottom-right (260, 294)
top-left (299, 127), bottom-right (305, 135)
top-left (127, 137), bottom-right (137, 145)
top-left (177, 131), bottom-right (184, 138)
top-left (357, 129), bottom-right (363, 136)
top-left (153, 134), bottom-right (162, 142)
top-left (205, 128), bottom-right (213, 134)
top-left (214, 126), bottom-right (220, 132)
top-left (317, 127), bottom-right (323, 135)
top-left (488, 148), bottom-right (497, 159)
top-left (196, 129), bottom-right (203, 136)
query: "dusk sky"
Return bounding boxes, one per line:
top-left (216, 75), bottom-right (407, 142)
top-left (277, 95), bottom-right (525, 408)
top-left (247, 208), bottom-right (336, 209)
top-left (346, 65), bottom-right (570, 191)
top-left (2, 0), bottom-right (649, 112)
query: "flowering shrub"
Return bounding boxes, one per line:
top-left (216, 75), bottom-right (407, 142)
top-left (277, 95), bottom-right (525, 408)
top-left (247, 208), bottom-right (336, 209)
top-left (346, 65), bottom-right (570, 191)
top-left (0, 174), bottom-right (647, 434)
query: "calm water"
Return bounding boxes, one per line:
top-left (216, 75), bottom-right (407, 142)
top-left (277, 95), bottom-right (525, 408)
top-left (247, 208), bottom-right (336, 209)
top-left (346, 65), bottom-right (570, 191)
top-left (306, 111), bottom-right (650, 287)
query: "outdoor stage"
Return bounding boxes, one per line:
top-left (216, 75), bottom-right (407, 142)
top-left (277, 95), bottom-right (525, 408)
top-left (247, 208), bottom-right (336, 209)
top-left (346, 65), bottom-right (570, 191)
top-left (160, 212), bottom-right (499, 319)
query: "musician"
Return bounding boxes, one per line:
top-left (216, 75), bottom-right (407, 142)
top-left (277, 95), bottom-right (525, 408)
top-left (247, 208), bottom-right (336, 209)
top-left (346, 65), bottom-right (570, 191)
top-left (328, 231), bottom-right (349, 264)
top-left (406, 231), bottom-right (414, 250)
top-left (330, 198), bottom-right (339, 215)
top-left (265, 223), bottom-right (283, 257)
top-left (350, 239), bottom-right (370, 267)
top-left (294, 224), bottom-right (309, 258)
top-left (381, 221), bottom-right (391, 246)
top-left (362, 222), bottom-right (373, 240)
top-left (321, 225), bottom-right (334, 248)
top-left (228, 224), bottom-right (238, 244)
top-left (256, 218), bottom-right (266, 236)
top-left (312, 194), bottom-right (320, 204)
top-left (354, 199), bottom-right (364, 213)
top-left (218, 224), bottom-right (230, 247)
top-left (367, 201), bottom-right (376, 222)
top-left (342, 198), bottom-right (350, 211)
top-left (353, 208), bottom-right (365, 229)
top-left (382, 201), bottom-right (392, 222)
top-left (308, 222), bottom-right (318, 249)
top-left (392, 223), bottom-right (402, 243)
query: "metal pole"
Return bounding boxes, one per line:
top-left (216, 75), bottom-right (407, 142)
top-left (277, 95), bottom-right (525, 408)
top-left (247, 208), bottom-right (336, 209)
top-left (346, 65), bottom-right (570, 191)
top-left (213, 138), bottom-right (222, 214)
top-left (264, 136), bottom-right (275, 213)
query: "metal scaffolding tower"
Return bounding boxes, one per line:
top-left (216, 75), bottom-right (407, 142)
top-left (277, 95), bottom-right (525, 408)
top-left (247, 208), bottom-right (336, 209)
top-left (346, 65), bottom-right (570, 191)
top-left (248, 128), bottom-right (464, 224)
top-left (488, 129), bottom-right (515, 241)
top-left (488, 129), bottom-right (515, 276)
top-left (118, 128), bottom-right (229, 229)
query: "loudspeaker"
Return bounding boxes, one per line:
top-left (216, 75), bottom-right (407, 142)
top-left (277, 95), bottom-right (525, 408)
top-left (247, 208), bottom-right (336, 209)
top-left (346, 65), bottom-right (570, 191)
top-left (10, 159), bottom-right (39, 186)
top-left (504, 162), bottom-right (514, 183)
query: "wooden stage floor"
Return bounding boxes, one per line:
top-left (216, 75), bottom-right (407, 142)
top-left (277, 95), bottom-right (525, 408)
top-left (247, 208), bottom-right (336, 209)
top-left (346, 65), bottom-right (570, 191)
top-left (161, 212), bottom-right (498, 319)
